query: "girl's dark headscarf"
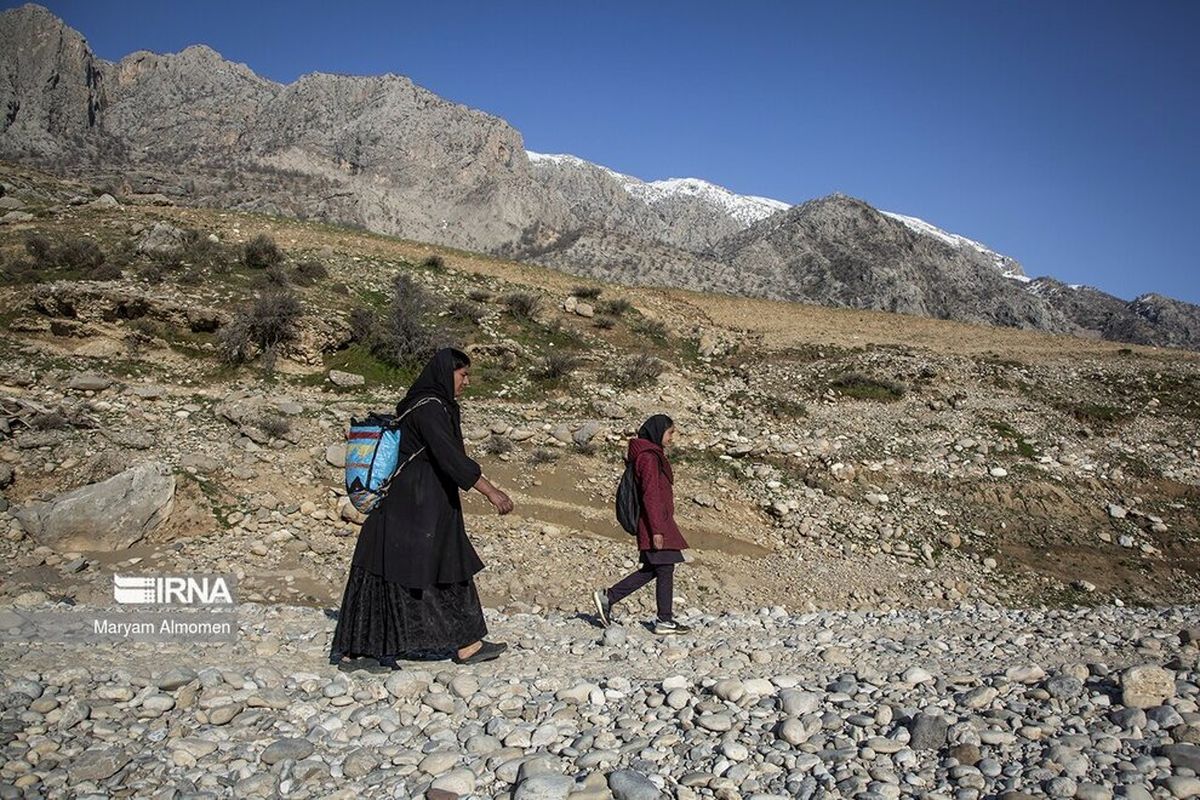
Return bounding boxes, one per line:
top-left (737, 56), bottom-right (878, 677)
top-left (397, 347), bottom-right (471, 441)
top-left (637, 414), bottom-right (674, 447)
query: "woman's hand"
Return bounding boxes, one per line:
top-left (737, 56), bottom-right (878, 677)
top-left (473, 475), bottom-right (513, 515)
top-left (652, 533), bottom-right (664, 549)
top-left (487, 488), bottom-right (513, 515)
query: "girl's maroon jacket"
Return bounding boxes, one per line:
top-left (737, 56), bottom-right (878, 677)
top-left (628, 437), bottom-right (690, 552)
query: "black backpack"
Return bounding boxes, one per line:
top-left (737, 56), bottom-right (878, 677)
top-left (615, 459), bottom-right (642, 535)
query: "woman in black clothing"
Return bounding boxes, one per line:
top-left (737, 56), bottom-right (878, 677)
top-left (330, 347), bottom-right (514, 667)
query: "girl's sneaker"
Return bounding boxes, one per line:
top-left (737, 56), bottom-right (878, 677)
top-left (592, 590), bottom-right (612, 628)
top-left (653, 619), bottom-right (691, 635)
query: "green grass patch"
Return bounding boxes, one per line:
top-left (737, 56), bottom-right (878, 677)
top-left (506, 317), bottom-right (587, 355)
top-left (291, 344), bottom-right (418, 389)
top-left (355, 287), bottom-right (390, 309)
top-left (764, 396), bottom-right (808, 420)
top-left (671, 446), bottom-right (742, 479)
top-left (829, 371), bottom-right (907, 402)
top-left (1067, 402), bottom-right (1133, 427)
top-left (987, 420), bottom-right (1041, 459)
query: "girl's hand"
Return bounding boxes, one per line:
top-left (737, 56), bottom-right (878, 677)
top-left (652, 534), bottom-right (664, 549)
top-left (487, 488), bottom-right (514, 515)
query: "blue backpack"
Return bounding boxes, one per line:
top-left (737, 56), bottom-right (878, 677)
top-left (345, 397), bottom-right (440, 513)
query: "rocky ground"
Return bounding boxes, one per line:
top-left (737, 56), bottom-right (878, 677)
top-left (1, 163), bottom-right (1200, 798)
top-left (3, 603), bottom-right (1200, 799)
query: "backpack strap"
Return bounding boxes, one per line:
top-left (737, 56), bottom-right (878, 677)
top-left (377, 396), bottom-right (444, 492)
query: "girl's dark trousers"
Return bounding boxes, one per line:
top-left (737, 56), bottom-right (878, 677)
top-left (606, 559), bottom-right (677, 621)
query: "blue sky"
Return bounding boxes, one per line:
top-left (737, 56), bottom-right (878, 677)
top-left (16, 1), bottom-right (1200, 304)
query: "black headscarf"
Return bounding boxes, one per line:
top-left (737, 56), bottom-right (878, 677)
top-left (397, 347), bottom-right (471, 440)
top-left (637, 414), bottom-right (674, 447)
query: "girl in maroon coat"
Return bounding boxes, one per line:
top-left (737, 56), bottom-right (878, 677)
top-left (593, 414), bottom-right (691, 635)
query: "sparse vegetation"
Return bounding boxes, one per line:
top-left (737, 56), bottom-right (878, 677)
top-left (291, 260), bottom-right (328, 286)
top-left (598, 298), bottom-right (633, 317)
top-left (763, 395), bottom-right (808, 419)
top-left (180, 231), bottom-right (230, 272)
top-left (24, 234), bottom-right (51, 264)
top-left (218, 289), bottom-right (303, 372)
top-left (504, 291), bottom-right (541, 322)
top-left (631, 316), bottom-right (668, 341)
top-left (532, 351), bottom-right (581, 383)
top-left (242, 234), bottom-right (283, 269)
top-left (365, 273), bottom-right (452, 369)
top-left (87, 263), bottom-right (123, 281)
top-left (1068, 402), bottom-right (1132, 427)
top-left (257, 413), bottom-right (292, 440)
top-left (481, 435), bottom-right (513, 456)
top-left (421, 254), bottom-right (445, 270)
top-left (4, 235), bottom-right (127, 282)
top-left (348, 306), bottom-right (379, 344)
top-left (830, 371), bottom-right (907, 402)
top-left (3, 164), bottom-right (1199, 622)
top-left (56, 238), bottom-right (105, 271)
top-left (257, 264), bottom-right (291, 288)
top-left (448, 299), bottom-right (485, 325)
top-left (988, 420), bottom-right (1040, 459)
top-left (604, 353), bottom-right (664, 388)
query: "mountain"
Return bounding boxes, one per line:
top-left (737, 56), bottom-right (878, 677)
top-left (879, 210), bottom-right (1026, 279)
top-left (0, 3), bottom-right (105, 158)
top-left (712, 195), bottom-right (1069, 330)
top-left (2, 4), bottom-right (1198, 350)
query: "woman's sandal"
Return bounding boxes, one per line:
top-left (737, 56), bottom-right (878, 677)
top-left (452, 640), bottom-right (507, 665)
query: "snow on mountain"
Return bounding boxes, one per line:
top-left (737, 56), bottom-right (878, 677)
top-left (527, 151), bottom-right (789, 226)
top-left (881, 210), bottom-right (1025, 279)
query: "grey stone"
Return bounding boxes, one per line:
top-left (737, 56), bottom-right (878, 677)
top-left (608, 769), bottom-right (663, 800)
top-left (697, 713), bottom-right (733, 732)
top-left (328, 369), bottom-right (365, 387)
top-left (573, 420), bottom-right (603, 445)
top-left (260, 737), bottom-right (314, 765)
top-left (1121, 665), bottom-right (1175, 709)
top-left (1160, 743), bottom-right (1200, 772)
top-left (67, 372), bottom-right (112, 391)
top-left (155, 667), bottom-right (198, 690)
top-left (136, 221), bottom-right (189, 253)
top-left (208, 702), bottom-right (243, 725)
top-left (342, 748), bottom-right (380, 779)
top-left (782, 690), bottom-right (820, 714)
top-left (602, 626), bottom-right (627, 647)
top-left (514, 775), bottom-right (574, 800)
top-left (1045, 674), bottom-right (1084, 699)
top-left (233, 774), bottom-right (276, 797)
top-left (1162, 776), bottom-right (1200, 800)
top-left (14, 461), bottom-right (175, 551)
top-left (68, 747), bottom-right (129, 782)
top-left (430, 768), bottom-right (475, 796)
top-left (907, 713), bottom-right (949, 750)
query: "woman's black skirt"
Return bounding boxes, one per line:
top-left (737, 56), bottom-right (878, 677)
top-left (329, 565), bottom-right (487, 659)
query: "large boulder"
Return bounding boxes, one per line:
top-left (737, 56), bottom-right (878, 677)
top-left (135, 221), bottom-right (188, 253)
top-left (13, 462), bottom-right (175, 551)
top-left (1121, 665), bottom-right (1176, 709)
